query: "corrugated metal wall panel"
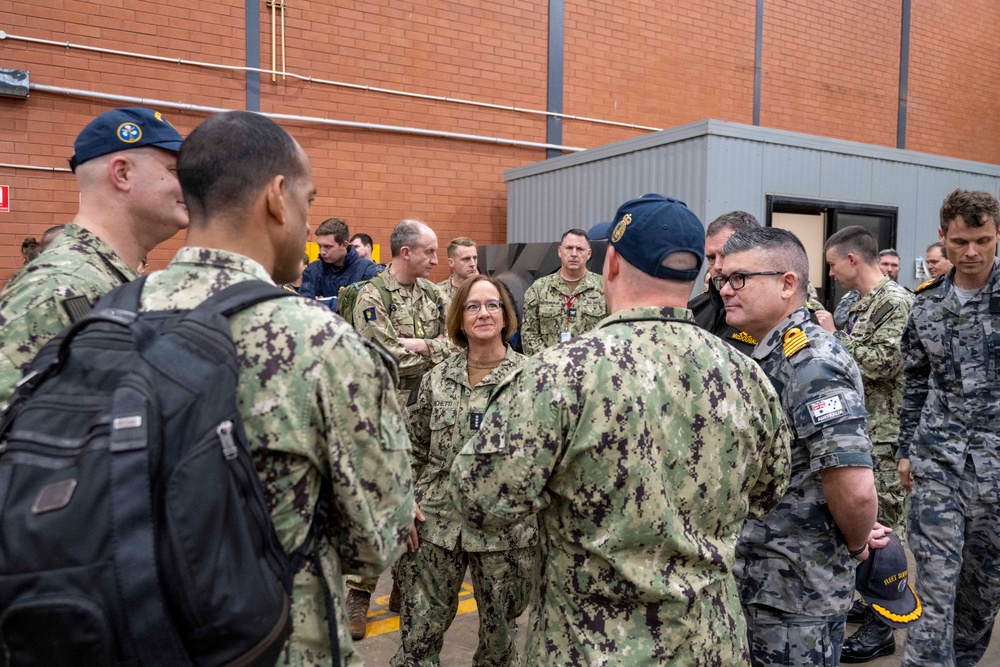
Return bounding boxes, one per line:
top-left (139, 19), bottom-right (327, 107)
top-left (871, 160), bottom-right (920, 285)
top-left (819, 153), bottom-right (874, 202)
top-left (507, 121), bottom-right (1000, 273)
top-left (760, 144), bottom-right (822, 199)
top-left (706, 136), bottom-right (765, 223)
top-left (507, 137), bottom-right (708, 242)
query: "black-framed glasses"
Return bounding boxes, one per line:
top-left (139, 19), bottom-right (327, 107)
top-left (712, 271), bottom-right (786, 291)
top-left (464, 300), bottom-right (502, 314)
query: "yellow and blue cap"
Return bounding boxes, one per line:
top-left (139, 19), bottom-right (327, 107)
top-left (855, 533), bottom-right (922, 627)
top-left (70, 107), bottom-right (184, 172)
top-left (588, 193), bottom-right (705, 282)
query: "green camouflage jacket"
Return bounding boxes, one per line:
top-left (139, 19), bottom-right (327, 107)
top-left (353, 267), bottom-right (451, 402)
top-left (435, 277), bottom-right (459, 315)
top-left (141, 247), bottom-right (414, 667)
top-left (520, 270), bottom-right (606, 355)
top-left (836, 277), bottom-right (914, 448)
top-left (408, 347), bottom-right (535, 552)
top-left (451, 306), bottom-right (791, 665)
top-left (0, 223), bottom-right (137, 407)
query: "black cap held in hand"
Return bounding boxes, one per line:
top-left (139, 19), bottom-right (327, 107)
top-left (855, 533), bottom-right (922, 628)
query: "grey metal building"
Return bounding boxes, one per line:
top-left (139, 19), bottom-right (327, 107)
top-left (505, 119), bottom-right (1000, 304)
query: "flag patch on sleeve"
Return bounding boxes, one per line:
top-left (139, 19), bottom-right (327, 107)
top-left (808, 395), bottom-right (846, 424)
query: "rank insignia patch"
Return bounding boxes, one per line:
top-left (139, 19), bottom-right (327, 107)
top-left (783, 327), bottom-right (809, 358)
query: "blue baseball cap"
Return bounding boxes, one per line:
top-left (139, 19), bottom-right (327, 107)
top-left (588, 193), bottom-right (705, 281)
top-left (70, 107), bottom-right (184, 172)
top-left (855, 533), bottom-right (922, 627)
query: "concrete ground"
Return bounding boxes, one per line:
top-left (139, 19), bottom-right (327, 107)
top-left (354, 546), bottom-right (1000, 666)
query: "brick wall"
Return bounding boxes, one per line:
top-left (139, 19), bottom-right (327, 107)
top-left (906, 0), bottom-right (1000, 162)
top-left (2, 0), bottom-right (998, 284)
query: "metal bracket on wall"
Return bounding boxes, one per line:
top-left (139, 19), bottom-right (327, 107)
top-left (265, 0), bottom-right (286, 81)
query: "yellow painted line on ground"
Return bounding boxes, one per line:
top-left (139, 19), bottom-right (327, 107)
top-left (366, 584), bottom-right (479, 638)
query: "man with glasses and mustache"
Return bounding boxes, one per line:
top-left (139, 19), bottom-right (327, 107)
top-left (718, 226), bottom-right (888, 666)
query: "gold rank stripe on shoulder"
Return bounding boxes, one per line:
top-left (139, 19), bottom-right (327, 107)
top-left (872, 594), bottom-right (922, 624)
top-left (915, 277), bottom-right (938, 293)
top-left (783, 327), bottom-right (809, 358)
top-left (731, 331), bottom-right (758, 345)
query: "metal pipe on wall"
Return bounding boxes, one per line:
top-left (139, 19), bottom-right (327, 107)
top-left (0, 32), bottom-right (661, 133)
top-left (27, 82), bottom-right (587, 153)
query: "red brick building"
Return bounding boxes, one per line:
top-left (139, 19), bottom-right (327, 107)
top-left (2, 0), bottom-right (999, 284)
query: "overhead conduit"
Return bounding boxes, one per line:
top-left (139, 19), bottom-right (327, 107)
top-left (1, 30), bottom-right (664, 171)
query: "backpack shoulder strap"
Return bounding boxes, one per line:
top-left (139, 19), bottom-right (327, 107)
top-left (90, 275), bottom-right (149, 313)
top-left (195, 280), bottom-right (296, 318)
top-left (367, 273), bottom-right (392, 314)
top-left (419, 278), bottom-right (440, 306)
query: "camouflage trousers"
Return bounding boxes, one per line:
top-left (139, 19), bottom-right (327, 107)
top-left (390, 540), bottom-right (533, 667)
top-left (345, 573), bottom-right (380, 594)
top-left (873, 442), bottom-right (909, 543)
top-left (345, 559), bottom-right (399, 595)
top-left (902, 466), bottom-right (1000, 667)
top-left (744, 604), bottom-right (846, 666)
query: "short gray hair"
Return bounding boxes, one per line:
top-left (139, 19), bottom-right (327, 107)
top-left (390, 219), bottom-right (427, 258)
top-left (706, 211), bottom-right (759, 238)
top-left (722, 227), bottom-right (810, 299)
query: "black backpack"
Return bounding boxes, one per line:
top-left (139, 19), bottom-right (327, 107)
top-left (0, 278), bottom-right (337, 667)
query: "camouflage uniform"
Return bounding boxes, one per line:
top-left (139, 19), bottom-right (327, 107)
top-left (452, 306), bottom-right (792, 666)
top-left (435, 277), bottom-right (458, 315)
top-left (898, 261), bottom-right (1000, 667)
top-left (519, 270), bottom-right (606, 355)
top-left (735, 306), bottom-right (873, 666)
top-left (0, 223), bottom-right (138, 407)
top-left (141, 248), bottom-right (415, 666)
top-left (836, 276), bottom-right (914, 540)
top-left (689, 281), bottom-right (758, 355)
top-left (833, 289), bottom-right (860, 330)
top-left (350, 267), bottom-right (450, 595)
top-left (806, 281), bottom-right (827, 314)
top-left (392, 348), bottom-right (535, 667)
top-left (353, 267), bottom-right (450, 407)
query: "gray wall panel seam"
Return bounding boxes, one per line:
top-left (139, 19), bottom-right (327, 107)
top-left (754, 0), bottom-right (763, 126)
top-left (897, 0), bottom-right (911, 149)
top-left (546, 0), bottom-right (564, 159)
top-left (246, 0), bottom-right (260, 111)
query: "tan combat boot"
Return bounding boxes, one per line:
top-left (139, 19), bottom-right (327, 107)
top-left (346, 589), bottom-right (371, 640)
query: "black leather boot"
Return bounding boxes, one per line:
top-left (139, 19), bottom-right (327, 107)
top-left (846, 597), bottom-right (868, 624)
top-left (841, 607), bottom-right (895, 663)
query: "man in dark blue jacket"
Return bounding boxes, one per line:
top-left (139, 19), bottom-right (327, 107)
top-left (301, 218), bottom-right (379, 300)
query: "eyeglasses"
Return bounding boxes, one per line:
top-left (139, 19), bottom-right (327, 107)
top-left (464, 300), bottom-right (502, 314)
top-left (712, 271), bottom-right (786, 291)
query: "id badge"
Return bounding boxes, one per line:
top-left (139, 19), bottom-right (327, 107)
top-left (560, 331), bottom-right (571, 343)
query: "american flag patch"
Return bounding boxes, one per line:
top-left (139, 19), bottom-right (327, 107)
top-left (809, 395), bottom-right (846, 424)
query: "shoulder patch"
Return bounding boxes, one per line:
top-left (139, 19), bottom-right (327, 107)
top-left (808, 393), bottom-right (848, 425)
top-left (871, 301), bottom-right (895, 328)
top-left (62, 295), bottom-right (93, 324)
top-left (783, 327), bottom-right (809, 358)
top-left (363, 307), bottom-right (377, 322)
top-left (731, 331), bottom-right (758, 345)
top-left (915, 276), bottom-right (944, 294)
